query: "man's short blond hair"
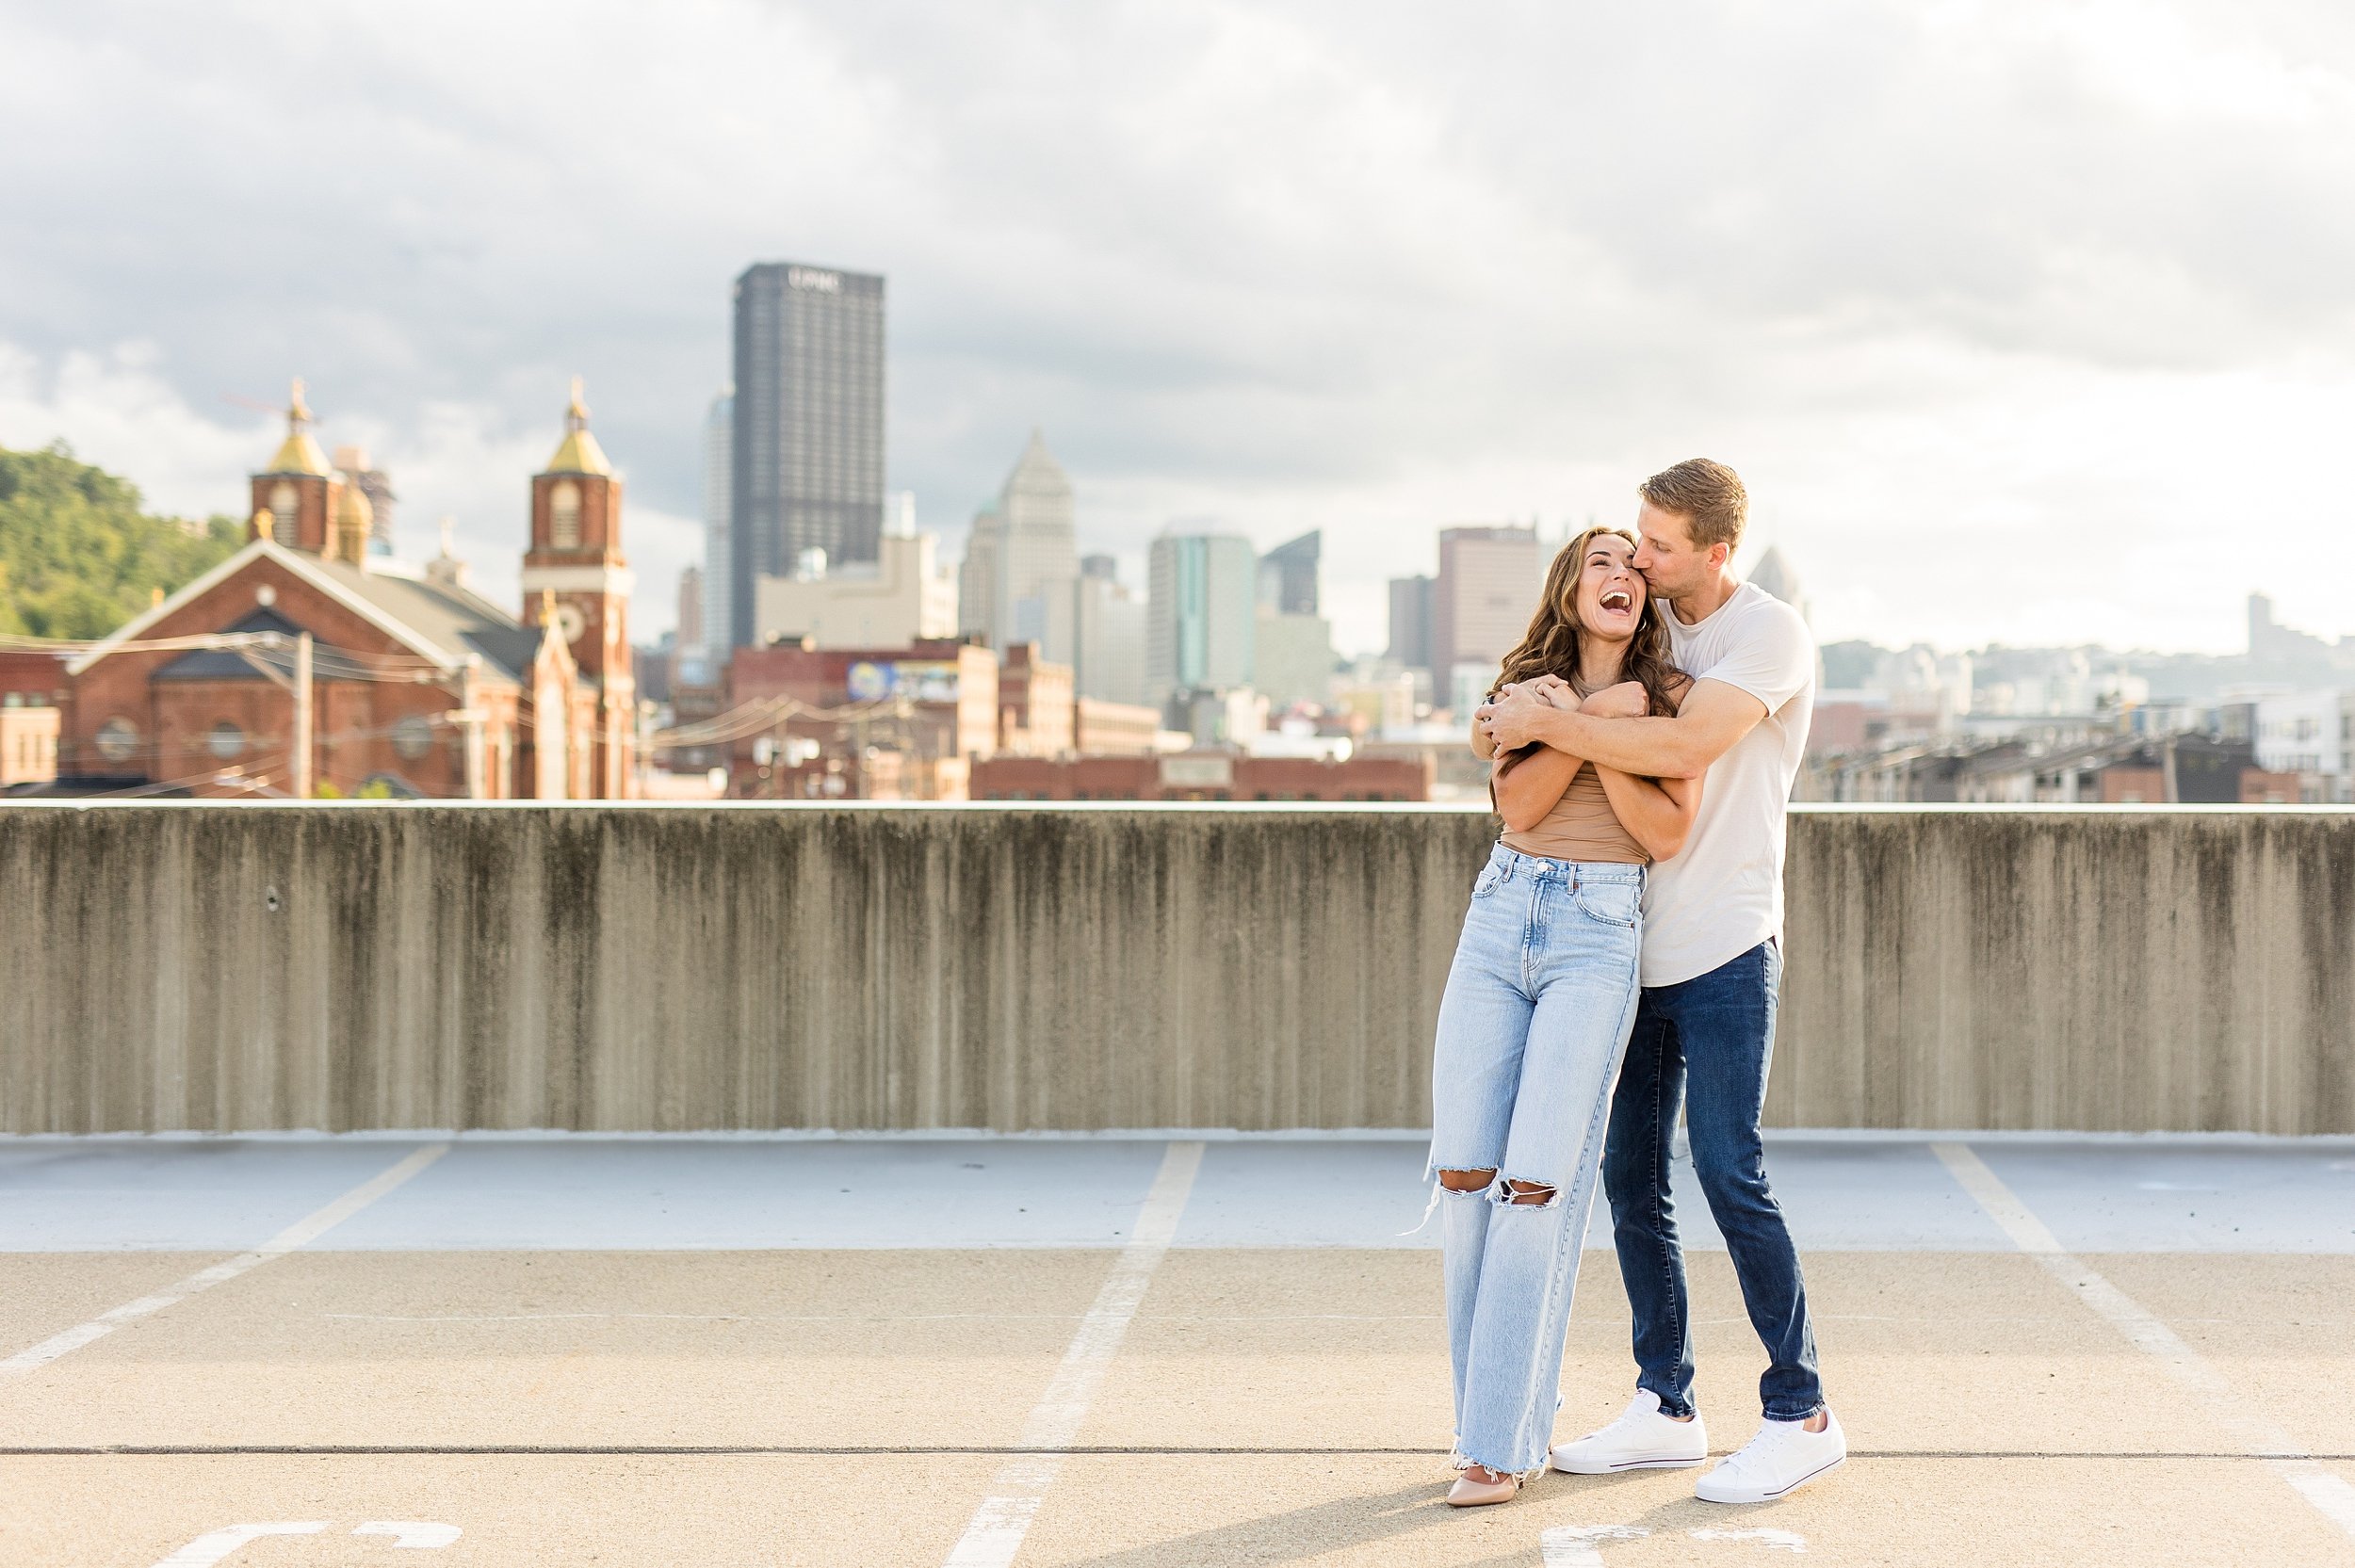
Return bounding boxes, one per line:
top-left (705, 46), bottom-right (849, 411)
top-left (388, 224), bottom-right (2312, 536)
top-left (1640, 459), bottom-right (1747, 554)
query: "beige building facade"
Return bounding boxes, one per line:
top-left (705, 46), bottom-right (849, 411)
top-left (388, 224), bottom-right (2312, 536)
top-left (1435, 525), bottom-right (1542, 713)
top-left (754, 530), bottom-right (958, 650)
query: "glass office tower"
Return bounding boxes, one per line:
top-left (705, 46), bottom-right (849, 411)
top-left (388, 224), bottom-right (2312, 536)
top-left (728, 261), bottom-right (885, 650)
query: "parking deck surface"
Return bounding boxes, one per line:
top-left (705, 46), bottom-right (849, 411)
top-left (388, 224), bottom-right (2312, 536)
top-left (2, 1133), bottom-right (2351, 1566)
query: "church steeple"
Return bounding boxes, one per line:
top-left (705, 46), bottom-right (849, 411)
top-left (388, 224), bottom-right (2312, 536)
top-left (250, 377), bottom-right (345, 553)
top-left (544, 377), bottom-right (612, 477)
top-left (520, 378), bottom-right (635, 796)
top-left (327, 473), bottom-right (373, 565)
top-left (267, 379), bottom-right (331, 477)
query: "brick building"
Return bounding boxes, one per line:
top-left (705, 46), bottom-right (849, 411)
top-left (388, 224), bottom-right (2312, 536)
top-left (53, 382), bottom-right (631, 799)
top-left (720, 637), bottom-right (998, 800)
top-left (997, 642), bottom-right (1074, 756)
top-left (0, 652), bottom-right (63, 787)
top-left (519, 380), bottom-right (639, 798)
top-left (1074, 697), bottom-right (1161, 756)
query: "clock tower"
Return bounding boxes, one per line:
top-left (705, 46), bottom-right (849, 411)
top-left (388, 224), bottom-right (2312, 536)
top-left (521, 380), bottom-right (637, 796)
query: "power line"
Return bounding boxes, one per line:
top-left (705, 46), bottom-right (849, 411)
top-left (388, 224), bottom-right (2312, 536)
top-left (650, 691), bottom-right (915, 749)
top-left (0, 629), bottom-right (447, 677)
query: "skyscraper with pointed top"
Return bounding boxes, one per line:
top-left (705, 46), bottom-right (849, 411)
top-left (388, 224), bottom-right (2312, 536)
top-left (728, 260), bottom-right (886, 651)
top-left (957, 428), bottom-right (1079, 662)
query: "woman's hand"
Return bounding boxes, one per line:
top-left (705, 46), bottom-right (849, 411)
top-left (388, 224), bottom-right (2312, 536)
top-left (1524, 673), bottom-right (1574, 708)
top-left (1580, 680), bottom-right (1650, 719)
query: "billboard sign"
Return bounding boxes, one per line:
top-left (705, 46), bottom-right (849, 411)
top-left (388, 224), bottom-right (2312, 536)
top-left (893, 661), bottom-right (962, 703)
top-left (1160, 752), bottom-right (1234, 790)
top-left (844, 659), bottom-right (961, 704)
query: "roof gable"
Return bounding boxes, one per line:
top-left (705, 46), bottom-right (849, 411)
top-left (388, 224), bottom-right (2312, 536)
top-left (70, 541), bottom-right (525, 686)
top-left (151, 606), bottom-right (306, 682)
top-left (67, 540), bottom-right (273, 675)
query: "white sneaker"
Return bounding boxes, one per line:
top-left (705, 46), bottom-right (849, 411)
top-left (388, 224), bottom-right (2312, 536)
top-left (1694, 1408), bottom-right (1846, 1504)
top-left (1549, 1389), bottom-right (1710, 1474)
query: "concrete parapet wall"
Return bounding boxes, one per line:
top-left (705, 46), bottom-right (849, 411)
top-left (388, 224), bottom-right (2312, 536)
top-left (2, 803), bottom-right (2349, 1135)
top-left (1774, 806), bottom-right (2355, 1135)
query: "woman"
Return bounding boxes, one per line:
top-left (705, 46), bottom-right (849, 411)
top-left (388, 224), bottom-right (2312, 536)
top-left (1432, 525), bottom-right (1699, 1507)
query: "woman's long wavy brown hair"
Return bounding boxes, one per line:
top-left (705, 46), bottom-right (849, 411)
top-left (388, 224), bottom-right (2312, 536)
top-left (1490, 525), bottom-right (1684, 776)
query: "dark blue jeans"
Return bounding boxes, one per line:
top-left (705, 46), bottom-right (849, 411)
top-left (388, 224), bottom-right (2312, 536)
top-left (1601, 939), bottom-right (1824, 1421)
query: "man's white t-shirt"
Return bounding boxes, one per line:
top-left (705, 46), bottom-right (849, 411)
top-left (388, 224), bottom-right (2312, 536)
top-left (1640, 581), bottom-right (1815, 988)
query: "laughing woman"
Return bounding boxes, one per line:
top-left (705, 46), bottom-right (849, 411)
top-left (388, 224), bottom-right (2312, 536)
top-left (1433, 525), bottom-right (1699, 1507)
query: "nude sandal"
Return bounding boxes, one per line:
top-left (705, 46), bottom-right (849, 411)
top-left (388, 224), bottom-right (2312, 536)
top-left (1446, 1464), bottom-right (1523, 1507)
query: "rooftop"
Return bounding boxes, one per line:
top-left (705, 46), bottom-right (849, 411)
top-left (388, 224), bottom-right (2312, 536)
top-left (2, 1132), bottom-right (2350, 1565)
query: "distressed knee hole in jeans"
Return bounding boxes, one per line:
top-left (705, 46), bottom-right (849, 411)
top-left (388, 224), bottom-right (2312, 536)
top-left (1500, 1178), bottom-right (1559, 1208)
top-left (1437, 1168), bottom-right (1497, 1195)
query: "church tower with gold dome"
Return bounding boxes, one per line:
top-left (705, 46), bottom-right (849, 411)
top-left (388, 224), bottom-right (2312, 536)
top-left (520, 380), bottom-right (636, 796)
top-left (245, 379), bottom-right (371, 564)
top-left (249, 380), bottom-right (342, 555)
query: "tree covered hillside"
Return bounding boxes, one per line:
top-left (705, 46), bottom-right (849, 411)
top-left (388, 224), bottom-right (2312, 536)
top-left (0, 442), bottom-right (242, 640)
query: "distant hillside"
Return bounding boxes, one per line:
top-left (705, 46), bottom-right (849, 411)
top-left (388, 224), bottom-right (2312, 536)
top-left (0, 442), bottom-right (242, 640)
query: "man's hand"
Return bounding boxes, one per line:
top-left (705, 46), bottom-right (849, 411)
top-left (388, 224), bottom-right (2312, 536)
top-left (1483, 683), bottom-right (1556, 751)
top-left (1580, 681), bottom-right (1649, 719)
top-left (1477, 676), bottom-right (1564, 747)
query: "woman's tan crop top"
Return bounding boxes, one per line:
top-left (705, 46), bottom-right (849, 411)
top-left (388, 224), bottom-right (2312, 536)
top-left (1498, 762), bottom-right (1648, 865)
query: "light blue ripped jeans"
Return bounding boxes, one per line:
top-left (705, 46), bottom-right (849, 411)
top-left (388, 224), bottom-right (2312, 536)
top-left (1428, 843), bottom-right (1645, 1476)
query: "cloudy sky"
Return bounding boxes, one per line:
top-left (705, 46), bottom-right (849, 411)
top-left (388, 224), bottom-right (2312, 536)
top-left (5, 0), bottom-right (2354, 656)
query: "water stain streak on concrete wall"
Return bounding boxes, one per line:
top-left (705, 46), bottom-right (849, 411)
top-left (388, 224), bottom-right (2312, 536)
top-left (2, 804), bottom-right (2348, 1134)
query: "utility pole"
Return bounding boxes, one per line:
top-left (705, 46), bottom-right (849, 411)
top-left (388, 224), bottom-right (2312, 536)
top-left (291, 631), bottom-right (315, 798)
top-left (457, 655), bottom-right (485, 800)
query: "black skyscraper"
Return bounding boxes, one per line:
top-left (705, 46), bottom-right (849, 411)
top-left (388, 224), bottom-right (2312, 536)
top-left (728, 261), bottom-right (885, 650)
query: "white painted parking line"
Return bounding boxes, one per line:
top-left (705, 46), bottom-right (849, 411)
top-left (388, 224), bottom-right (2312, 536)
top-left (1933, 1141), bottom-right (2355, 1546)
top-left (352, 1521), bottom-right (462, 1548)
top-left (1542, 1525), bottom-right (1650, 1565)
top-left (1543, 1526), bottom-right (1811, 1564)
top-left (0, 1143), bottom-right (447, 1379)
top-left (145, 1520), bottom-right (459, 1567)
top-left (149, 1522), bottom-right (327, 1568)
top-left (940, 1140), bottom-right (1203, 1568)
top-left (1690, 1527), bottom-right (1808, 1553)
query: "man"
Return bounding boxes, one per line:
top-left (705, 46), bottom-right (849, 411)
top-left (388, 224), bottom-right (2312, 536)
top-left (1477, 458), bottom-right (1841, 1505)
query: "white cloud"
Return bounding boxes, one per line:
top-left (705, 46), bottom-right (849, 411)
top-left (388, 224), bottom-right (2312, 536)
top-left (0, 343), bottom-right (269, 517)
top-left (4, 0), bottom-right (2355, 655)
top-left (0, 341), bottom-right (702, 637)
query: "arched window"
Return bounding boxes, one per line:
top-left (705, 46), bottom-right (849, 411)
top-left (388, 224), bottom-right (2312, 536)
top-left (94, 718), bottom-right (139, 764)
top-left (269, 482), bottom-right (299, 546)
top-left (550, 480), bottom-right (581, 548)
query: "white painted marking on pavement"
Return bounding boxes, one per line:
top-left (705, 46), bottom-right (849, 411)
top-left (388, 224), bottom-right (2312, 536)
top-left (940, 1140), bottom-right (1204, 1568)
top-left (1, 1143), bottom-right (448, 1378)
top-left (1933, 1141), bottom-right (2355, 1545)
top-left (148, 1522), bottom-right (326, 1567)
top-left (1691, 1526), bottom-right (1808, 1552)
top-left (1540, 1524), bottom-right (1649, 1566)
top-left (353, 1521), bottom-right (462, 1548)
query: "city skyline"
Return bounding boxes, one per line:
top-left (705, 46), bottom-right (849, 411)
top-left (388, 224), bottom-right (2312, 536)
top-left (8, 5), bottom-right (2355, 659)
